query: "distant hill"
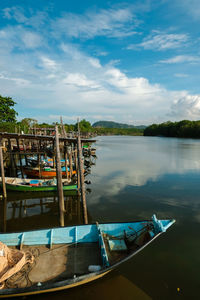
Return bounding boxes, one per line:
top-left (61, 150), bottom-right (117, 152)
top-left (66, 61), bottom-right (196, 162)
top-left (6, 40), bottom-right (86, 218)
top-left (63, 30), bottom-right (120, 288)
top-left (92, 121), bottom-right (146, 130)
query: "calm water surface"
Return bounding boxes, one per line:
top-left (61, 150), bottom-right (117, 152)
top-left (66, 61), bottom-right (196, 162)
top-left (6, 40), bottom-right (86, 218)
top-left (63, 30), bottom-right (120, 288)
top-left (1, 136), bottom-right (200, 300)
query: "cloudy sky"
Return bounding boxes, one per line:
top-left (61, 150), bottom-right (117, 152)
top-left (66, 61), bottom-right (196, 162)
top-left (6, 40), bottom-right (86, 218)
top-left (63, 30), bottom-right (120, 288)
top-left (0, 0), bottom-right (200, 125)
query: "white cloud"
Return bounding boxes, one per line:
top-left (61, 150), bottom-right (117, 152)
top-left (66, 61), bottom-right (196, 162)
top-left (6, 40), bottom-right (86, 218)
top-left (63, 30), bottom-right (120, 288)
top-left (128, 31), bottom-right (188, 51)
top-left (0, 26), bottom-right (42, 50)
top-left (160, 55), bottom-right (200, 64)
top-left (173, 0), bottom-right (200, 20)
top-left (40, 57), bottom-right (58, 70)
top-left (52, 7), bottom-right (137, 39)
top-left (0, 73), bottom-right (30, 86)
top-left (174, 73), bottom-right (188, 78)
top-left (3, 6), bottom-right (48, 28)
top-left (1, 6), bottom-right (200, 124)
top-left (63, 73), bottom-right (101, 89)
top-left (170, 94), bottom-right (200, 119)
top-left (1, 37), bottom-right (200, 124)
top-left (21, 32), bottom-right (41, 49)
top-left (3, 7), bottom-right (27, 23)
top-left (88, 58), bottom-right (101, 68)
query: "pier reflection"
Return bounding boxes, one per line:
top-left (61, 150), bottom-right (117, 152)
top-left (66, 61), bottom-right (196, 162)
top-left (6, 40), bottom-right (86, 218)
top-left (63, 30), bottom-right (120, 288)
top-left (0, 194), bottom-right (86, 233)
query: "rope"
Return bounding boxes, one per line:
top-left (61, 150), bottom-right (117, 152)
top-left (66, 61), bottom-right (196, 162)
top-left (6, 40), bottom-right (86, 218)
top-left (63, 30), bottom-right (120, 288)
top-left (5, 248), bottom-right (40, 289)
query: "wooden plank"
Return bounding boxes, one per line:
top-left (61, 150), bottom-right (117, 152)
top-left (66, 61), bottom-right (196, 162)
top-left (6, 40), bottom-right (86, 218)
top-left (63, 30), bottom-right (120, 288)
top-left (0, 225), bottom-right (99, 246)
top-left (0, 132), bottom-right (96, 143)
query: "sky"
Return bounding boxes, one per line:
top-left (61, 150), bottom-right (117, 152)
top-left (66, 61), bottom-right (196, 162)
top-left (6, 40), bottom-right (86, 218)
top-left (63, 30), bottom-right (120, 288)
top-left (0, 0), bottom-right (200, 125)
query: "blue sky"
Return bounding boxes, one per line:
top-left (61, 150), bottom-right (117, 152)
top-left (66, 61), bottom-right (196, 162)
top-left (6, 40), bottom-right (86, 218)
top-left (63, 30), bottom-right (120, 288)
top-left (0, 0), bottom-right (200, 125)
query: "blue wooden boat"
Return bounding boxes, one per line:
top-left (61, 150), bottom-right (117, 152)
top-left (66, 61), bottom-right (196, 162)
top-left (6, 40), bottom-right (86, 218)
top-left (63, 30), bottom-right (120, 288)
top-left (0, 215), bottom-right (175, 298)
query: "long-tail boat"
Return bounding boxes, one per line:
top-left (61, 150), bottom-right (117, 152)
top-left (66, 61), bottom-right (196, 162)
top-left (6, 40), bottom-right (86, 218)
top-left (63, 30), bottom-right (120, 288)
top-left (22, 166), bottom-right (76, 179)
top-left (0, 215), bottom-right (175, 298)
top-left (0, 177), bottom-right (77, 193)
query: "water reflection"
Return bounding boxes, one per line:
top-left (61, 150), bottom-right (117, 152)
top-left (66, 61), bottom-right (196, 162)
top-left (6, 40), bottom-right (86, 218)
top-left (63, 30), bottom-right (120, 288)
top-left (0, 195), bottom-right (83, 232)
top-left (1, 136), bottom-right (200, 299)
top-left (88, 136), bottom-right (200, 204)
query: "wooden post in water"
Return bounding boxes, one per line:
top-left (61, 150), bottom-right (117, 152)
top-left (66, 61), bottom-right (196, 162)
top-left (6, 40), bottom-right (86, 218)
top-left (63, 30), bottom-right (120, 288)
top-left (22, 139), bottom-right (28, 165)
top-left (55, 126), bottom-right (65, 227)
top-left (8, 138), bottom-right (16, 177)
top-left (3, 197), bottom-right (7, 232)
top-left (64, 142), bottom-right (69, 181)
top-left (69, 148), bottom-right (73, 178)
top-left (37, 140), bottom-right (41, 178)
top-left (16, 138), bottom-right (24, 178)
top-left (0, 141), bottom-right (7, 199)
top-left (77, 122), bottom-right (88, 224)
top-left (75, 144), bottom-right (80, 196)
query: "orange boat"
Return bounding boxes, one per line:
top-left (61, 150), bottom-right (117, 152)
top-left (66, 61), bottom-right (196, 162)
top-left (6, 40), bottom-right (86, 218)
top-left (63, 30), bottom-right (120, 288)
top-left (23, 167), bottom-right (76, 179)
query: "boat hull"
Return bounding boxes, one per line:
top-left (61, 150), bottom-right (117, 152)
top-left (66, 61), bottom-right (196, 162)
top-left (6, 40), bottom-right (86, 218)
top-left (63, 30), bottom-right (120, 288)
top-left (4, 183), bottom-right (77, 192)
top-left (0, 178), bottom-right (77, 193)
top-left (0, 270), bottom-right (111, 298)
top-left (23, 168), bottom-right (76, 179)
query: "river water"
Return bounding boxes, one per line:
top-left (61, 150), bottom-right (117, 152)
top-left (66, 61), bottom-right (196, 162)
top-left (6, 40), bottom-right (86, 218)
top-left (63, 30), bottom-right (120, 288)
top-left (1, 136), bottom-right (200, 299)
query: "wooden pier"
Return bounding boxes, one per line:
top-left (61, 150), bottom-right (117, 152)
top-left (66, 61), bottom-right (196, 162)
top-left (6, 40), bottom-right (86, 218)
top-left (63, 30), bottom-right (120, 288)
top-left (0, 128), bottom-right (96, 227)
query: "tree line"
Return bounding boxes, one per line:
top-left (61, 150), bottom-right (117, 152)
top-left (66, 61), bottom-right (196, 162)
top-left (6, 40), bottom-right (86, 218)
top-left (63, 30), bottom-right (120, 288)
top-left (4, 94), bottom-right (200, 138)
top-left (144, 120), bottom-right (200, 138)
top-left (0, 94), bottom-right (143, 135)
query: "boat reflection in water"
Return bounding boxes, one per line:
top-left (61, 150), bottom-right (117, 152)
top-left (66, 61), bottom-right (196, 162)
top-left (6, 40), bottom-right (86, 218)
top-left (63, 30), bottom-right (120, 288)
top-left (0, 195), bottom-right (83, 233)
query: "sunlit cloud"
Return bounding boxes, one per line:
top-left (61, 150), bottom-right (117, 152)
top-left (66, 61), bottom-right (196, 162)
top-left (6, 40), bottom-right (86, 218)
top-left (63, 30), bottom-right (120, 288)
top-left (173, 0), bottom-right (200, 20)
top-left (174, 73), bottom-right (188, 78)
top-left (0, 26), bottom-right (42, 50)
top-left (160, 55), bottom-right (200, 64)
top-left (170, 94), bottom-right (200, 119)
top-left (128, 31), bottom-right (189, 51)
top-left (52, 7), bottom-right (138, 39)
top-left (0, 2), bottom-right (200, 124)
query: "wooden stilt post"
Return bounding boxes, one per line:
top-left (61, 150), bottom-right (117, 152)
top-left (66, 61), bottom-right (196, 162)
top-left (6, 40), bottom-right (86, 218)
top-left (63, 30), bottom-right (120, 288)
top-left (77, 122), bottom-right (88, 224)
top-left (38, 140), bottom-right (41, 178)
top-left (69, 148), bottom-right (73, 178)
top-left (55, 126), bottom-right (65, 227)
top-left (0, 141), bottom-right (7, 199)
top-left (22, 140), bottom-right (28, 165)
top-left (16, 138), bottom-right (24, 178)
top-left (8, 138), bottom-right (15, 177)
top-left (3, 197), bottom-right (7, 232)
top-left (64, 142), bottom-right (69, 181)
top-left (75, 144), bottom-right (80, 195)
top-left (67, 148), bottom-right (71, 181)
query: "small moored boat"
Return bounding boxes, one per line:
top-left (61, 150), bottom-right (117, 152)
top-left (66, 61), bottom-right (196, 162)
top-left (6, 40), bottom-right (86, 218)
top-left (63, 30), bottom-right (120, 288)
top-left (0, 177), bottom-right (77, 193)
top-left (22, 166), bottom-right (76, 179)
top-left (0, 215), bottom-right (175, 298)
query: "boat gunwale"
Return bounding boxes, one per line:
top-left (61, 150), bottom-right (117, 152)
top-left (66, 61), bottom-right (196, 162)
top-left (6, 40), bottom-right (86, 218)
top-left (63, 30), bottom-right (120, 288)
top-left (0, 218), bottom-right (175, 235)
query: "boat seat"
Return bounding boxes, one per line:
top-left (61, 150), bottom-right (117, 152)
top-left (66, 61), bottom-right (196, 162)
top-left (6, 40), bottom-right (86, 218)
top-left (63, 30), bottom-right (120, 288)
top-left (108, 239), bottom-right (127, 252)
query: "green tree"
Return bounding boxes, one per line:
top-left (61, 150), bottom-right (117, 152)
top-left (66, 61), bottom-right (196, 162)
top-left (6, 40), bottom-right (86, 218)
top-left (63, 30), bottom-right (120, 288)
top-left (0, 95), bottom-right (18, 122)
top-left (74, 119), bottom-right (93, 132)
top-left (20, 118), bottom-right (38, 128)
